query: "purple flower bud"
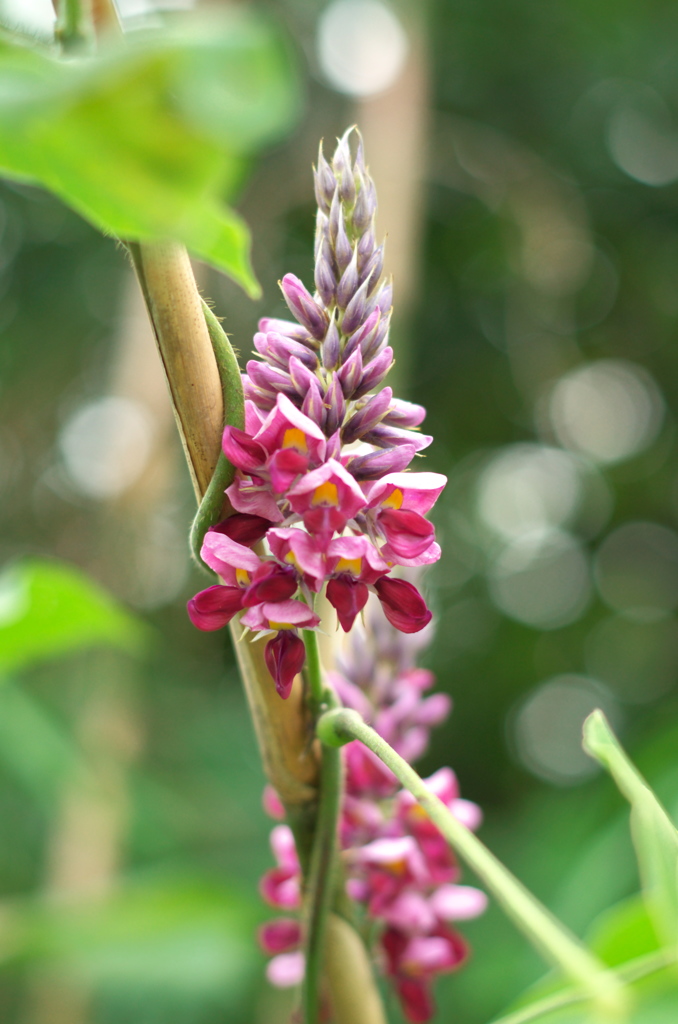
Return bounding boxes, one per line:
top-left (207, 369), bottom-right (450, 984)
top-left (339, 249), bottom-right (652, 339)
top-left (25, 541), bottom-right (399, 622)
top-left (321, 319), bottom-right (341, 371)
top-left (254, 333), bottom-right (319, 372)
top-left (353, 346), bottom-right (394, 399)
top-left (360, 244), bottom-right (384, 294)
top-left (329, 187), bottom-right (342, 245)
top-left (363, 424), bottom-right (433, 452)
top-left (323, 373), bottom-right (346, 436)
top-left (247, 360), bottom-right (297, 399)
top-left (314, 145), bottom-right (336, 213)
top-left (326, 429), bottom-right (342, 460)
top-left (302, 380), bottom-right (324, 423)
top-left (334, 211), bottom-right (353, 274)
top-left (367, 278), bottom-right (393, 319)
top-left (314, 251), bottom-right (336, 307)
top-left (258, 318), bottom-right (315, 347)
top-left (289, 356), bottom-right (317, 397)
top-left (382, 398), bottom-right (426, 428)
top-left (344, 308), bottom-right (380, 359)
top-left (341, 277), bottom-right (371, 335)
top-left (342, 387), bottom-right (392, 443)
top-left (347, 444), bottom-right (417, 480)
top-left (280, 274), bottom-right (328, 340)
top-left (243, 376), bottom-right (277, 411)
top-left (353, 176), bottom-right (376, 234)
top-left (336, 247), bottom-right (359, 309)
top-left (337, 347), bottom-right (363, 397)
top-left (357, 228), bottom-right (376, 266)
top-left (334, 131), bottom-right (356, 204)
top-left (362, 310), bottom-right (391, 361)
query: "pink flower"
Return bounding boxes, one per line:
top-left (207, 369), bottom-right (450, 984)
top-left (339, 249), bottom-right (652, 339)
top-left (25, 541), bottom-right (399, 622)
top-left (287, 459), bottom-right (367, 537)
top-left (267, 527), bottom-right (326, 593)
top-left (260, 824), bottom-right (301, 909)
top-left (255, 393), bottom-right (327, 466)
top-left (239, 599), bottom-right (320, 633)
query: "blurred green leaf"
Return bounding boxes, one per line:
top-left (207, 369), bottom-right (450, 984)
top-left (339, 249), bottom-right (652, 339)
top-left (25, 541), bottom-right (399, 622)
top-left (0, 681), bottom-right (86, 803)
top-left (0, 14), bottom-right (300, 294)
top-left (0, 559), bottom-right (149, 671)
top-left (0, 876), bottom-right (258, 1000)
top-left (583, 711), bottom-right (678, 952)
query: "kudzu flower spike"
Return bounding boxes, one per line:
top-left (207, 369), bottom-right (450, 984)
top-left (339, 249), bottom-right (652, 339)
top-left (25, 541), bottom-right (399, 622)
top-left (188, 127), bottom-right (446, 695)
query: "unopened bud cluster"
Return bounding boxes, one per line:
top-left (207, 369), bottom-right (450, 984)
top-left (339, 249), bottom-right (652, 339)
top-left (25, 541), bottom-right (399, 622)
top-left (188, 128), bottom-right (445, 696)
top-left (258, 595), bottom-right (486, 1023)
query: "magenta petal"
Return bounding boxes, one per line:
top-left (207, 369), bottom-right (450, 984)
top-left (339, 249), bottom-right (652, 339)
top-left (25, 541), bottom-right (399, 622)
top-left (327, 576), bottom-right (369, 632)
top-left (379, 509), bottom-right (436, 559)
top-left (396, 977), bottom-right (435, 1024)
top-left (187, 585), bottom-right (244, 631)
top-left (222, 426), bottom-right (267, 472)
top-left (265, 631), bottom-right (306, 699)
top-left (258, 918), bottom-right (302, 954)
top-left (268, 448), bottom-right (309, 493)
top-left (242, 567), bottom-right (298, 607)
top-left (375, 578), bottom-right (432, 634)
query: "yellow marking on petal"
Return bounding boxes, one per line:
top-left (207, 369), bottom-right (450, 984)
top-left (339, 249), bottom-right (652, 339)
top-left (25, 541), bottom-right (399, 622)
top-left (312, 481), bottom-right (339, 506)
top-left (282, 427), bottom-right (309, 454)
top-left (336, 556), bottom-right (362, 575)
top-left (388, 859), bottom-right (408, 876)
top-left (284, 551), bottom-right (299, 566)
top-left (235, 568), bottom-right (251, 586)
top-left (407, 803), bottom-right (428, 821)
top-left (269, 621), bottom-right (295, 630)
top-left (382, 487), bottom-right (403, 509)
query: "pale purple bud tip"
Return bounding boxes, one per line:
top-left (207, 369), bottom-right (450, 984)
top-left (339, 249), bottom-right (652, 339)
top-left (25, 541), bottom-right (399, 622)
top-left (341, 276), bottom-right (371, 335)
top-left (353, 346), bottom-right (394, 399)
top-left (364, 424), bottom-right (432, 452)
top-left (334, 131), bottom-right (357, 204)
top-left (323, 373), bottom-right (346, 435)
top-left (336, 247), bottom-right (360, 309)
top-left (254, 332), bottom-right (319, 372)
top-left (334, 209), bottom-right (353, 273)
top-left (280, 274), bottom-right (328, 340)
top-left (314, 251), bottom-right (336, 307)
top-left (348, 443), bottom-right (417, 480)
top-left (247, 360), bottom-right (297, 399)
top-left (302, 379), bottom-right (324, 422)
top-left (314, 146), bottom-right (336, 213)
top-left (344, 308), bottom-right (380, 360)
top-left (368, 278), bottom-right (393, 319)
top-left (337, 347), bottom-right (363, 397)
top-left (360, 244), bottom-right (384, 294)
top-left (321, 319), bottom-right (341, 370)
top-left (383, 398), bottom-right (426, 428)
top-left (289, 356), bottom-right (317, 397)
top-left (363, 312), bottom-right (391, 362)
top-left (342, 387), bottom-right (392, 443)
top-left (353, 176), bottom-right (376, 233)
top-left (258, 318), bottom-right (314, 347)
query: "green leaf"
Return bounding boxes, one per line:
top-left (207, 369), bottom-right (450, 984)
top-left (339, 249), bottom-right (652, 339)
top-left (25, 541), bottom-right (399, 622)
top-left (583, 711), bottom-right (678, 953)
top-left (0, 13), bottom-right (300, 294)
top-left (0, 559), bottom-right (149, 671)
top-left (0, 682), bottom-right (86, 803)
top-left (1, 877), bottom-right (258, 1001)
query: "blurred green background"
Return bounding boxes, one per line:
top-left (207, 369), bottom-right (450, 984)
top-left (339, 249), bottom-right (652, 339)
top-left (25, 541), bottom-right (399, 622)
top-left (1, 0), bottom-right (678, 1021)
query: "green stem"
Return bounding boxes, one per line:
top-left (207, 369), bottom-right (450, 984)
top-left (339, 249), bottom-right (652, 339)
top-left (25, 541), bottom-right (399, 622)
top-left (301, 633), bottom-right (342, 1024)
top-left (316, 709), bottom-right (628, 1018)
top-left (302, 629), bottom-right (326, 710)
top-left (54, 0), bottom-right (93, 52)
top-left (489, 948), bottom-right (676, 1024)
top-left (189, 301), bottom-right (245, 569)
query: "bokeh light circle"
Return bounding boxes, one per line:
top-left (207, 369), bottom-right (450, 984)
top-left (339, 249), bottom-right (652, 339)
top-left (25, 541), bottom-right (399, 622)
top-left (585, 614), bottom-right (678, 704)
top-left (316, 0), bottom-right (409, 98)
top-left (513, 675), bottom-right (619, 784)
top-left (594, 521), bottom-right (678, 619)
top-left (548, 360), bottom-right (664, 465)
top-left (488, 531), bottom-right (592, 629)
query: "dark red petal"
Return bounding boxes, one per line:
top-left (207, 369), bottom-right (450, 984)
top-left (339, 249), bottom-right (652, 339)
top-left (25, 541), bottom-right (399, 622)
top-left (396, 977), bottom-right (435, 1024)
top-left (379, 509), bottom-right (435, 559)
top-left (265, 631), bottom-right (306, 699)
top-left (303, 506), bottom-right (347, 537)
top-left (258, 917), bottom-right (302, 954)
top-left (242, 567), bottom-right (298, 607)
top-left (210, 513), bottom-right (271, 547)
top-left (374, 577), bottom-right (432, 634)
top-left (327, 576), bottom-right (369, 632)
top-left (187, 585), bottom-right (244, 631)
